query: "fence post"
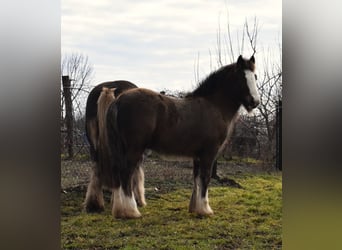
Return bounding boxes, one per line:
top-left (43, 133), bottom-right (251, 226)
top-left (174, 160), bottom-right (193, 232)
top-left (62, 75), bottom-right (74, 159)
top-left (275, 99), bottom-right (282, 170)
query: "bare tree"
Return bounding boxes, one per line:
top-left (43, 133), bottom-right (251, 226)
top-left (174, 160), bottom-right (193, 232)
top-left (216, 16), bottom-right (259, 67)
top-left (61, 52), bottom-right (94, 158)
top-left (213, 15), bottom-right (282, 166)
top-left (61, 52), bottom-right (94, 102)
top-left (61, 52), bottom-right (94, 119)
top-left (255, 48), bottom-right (282, 162)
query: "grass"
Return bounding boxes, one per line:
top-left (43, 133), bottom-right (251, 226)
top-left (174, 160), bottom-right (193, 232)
top-left (61, 153), bottom-right (91, 161)
top-left (217, 156), bottom-right (262, 165)
top-left (61, 173), bottom-right (282, 249)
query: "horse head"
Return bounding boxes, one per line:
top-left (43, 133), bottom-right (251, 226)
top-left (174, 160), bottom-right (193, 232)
top-left (235, 55), bottom-right (260, 112)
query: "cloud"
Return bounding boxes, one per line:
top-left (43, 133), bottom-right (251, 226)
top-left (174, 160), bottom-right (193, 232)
top-left (62, 0), bottom-right (281, 91)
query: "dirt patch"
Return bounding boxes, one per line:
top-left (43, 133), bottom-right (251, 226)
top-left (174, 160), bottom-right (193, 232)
top-left (61, 157), bottom-right (275, 190)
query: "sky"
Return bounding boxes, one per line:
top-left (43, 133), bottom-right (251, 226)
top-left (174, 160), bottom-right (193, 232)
top-left (62, 0), bottom-right (281, 93)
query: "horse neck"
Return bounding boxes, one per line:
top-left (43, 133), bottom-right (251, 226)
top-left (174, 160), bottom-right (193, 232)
top-left (204, 91), bottom-right (241, 122)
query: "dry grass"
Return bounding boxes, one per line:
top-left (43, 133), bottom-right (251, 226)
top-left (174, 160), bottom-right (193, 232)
top-left (61, 158), bottom-right (282, 249)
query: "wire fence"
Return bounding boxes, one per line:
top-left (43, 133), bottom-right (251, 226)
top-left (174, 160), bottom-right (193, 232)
top-left (61, 77), bottom-right (281, 189)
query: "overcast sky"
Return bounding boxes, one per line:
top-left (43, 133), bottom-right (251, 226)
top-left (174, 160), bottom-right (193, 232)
top-left (62, 0), bottom-right (281, 92)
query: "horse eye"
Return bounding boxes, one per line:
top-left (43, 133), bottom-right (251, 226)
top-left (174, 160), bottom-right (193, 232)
top-left (254, 74), bottom-right (257, 80)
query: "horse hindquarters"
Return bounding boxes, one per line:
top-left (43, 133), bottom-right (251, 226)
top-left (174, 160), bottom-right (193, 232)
top-left (106, 103), bottom-right (143, 219)
top-left (84, 81), bottom-right (139, 216)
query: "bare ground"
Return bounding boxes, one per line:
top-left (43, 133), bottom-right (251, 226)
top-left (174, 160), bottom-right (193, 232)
top-left (61, 157), bottom-right (275, 190)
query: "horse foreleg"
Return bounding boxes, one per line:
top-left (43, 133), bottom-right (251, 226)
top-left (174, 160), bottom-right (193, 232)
top-left (189, 157), bottom-right (214, 216)
top-left (84, 163), bottom-right (105, 213)
top-left (133, 166), bottom-right (146, 207)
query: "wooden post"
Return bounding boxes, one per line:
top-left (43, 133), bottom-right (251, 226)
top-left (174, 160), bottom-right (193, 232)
top-left (275, 99), bottom-right (282, 170)
top-left (62, 75), bottom-right (74, 159)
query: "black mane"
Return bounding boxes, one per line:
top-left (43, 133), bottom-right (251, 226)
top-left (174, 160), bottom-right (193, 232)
top-left (186, 63), bottom-right (236, 98)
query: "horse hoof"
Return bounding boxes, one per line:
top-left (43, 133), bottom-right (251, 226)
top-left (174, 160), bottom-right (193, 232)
top-left (84, 202), bottom-right (105, 213)
top-left (199, 209), bottom-right (214, 216)
top-left (192, 210), bottom-right (214, 217)
top-left (137, 200), bottom-right (147, 207)
top-left (113, 210), bottom-right (142, 219)
top-left (189, 206), bottom-right (214, 216)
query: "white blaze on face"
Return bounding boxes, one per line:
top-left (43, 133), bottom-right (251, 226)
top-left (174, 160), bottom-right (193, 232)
top-left (244, 70), bottom-right (260, 104)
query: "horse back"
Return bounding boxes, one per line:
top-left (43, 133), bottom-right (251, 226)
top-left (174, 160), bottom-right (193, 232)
top-left (86, 81), bottom-right (138, 121)
top-left (112, 88), bottom-right (172, 147)
top-left (113, 88), bottom-right (228, 157)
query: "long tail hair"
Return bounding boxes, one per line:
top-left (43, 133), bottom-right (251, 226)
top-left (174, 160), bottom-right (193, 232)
top-left (97, 87), bottom-right (117, 187)
top-left (104, 100), bottom-right (129, 189)
top-left (97, 87), bottom-right (116, 138)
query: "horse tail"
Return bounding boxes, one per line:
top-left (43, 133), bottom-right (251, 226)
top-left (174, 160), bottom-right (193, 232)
top-left (104, 101), bottom-right (128, 188)
top-left (97, 87), bottom-right (116, 138)
top-left (96, 87), bottom-right (118, 187)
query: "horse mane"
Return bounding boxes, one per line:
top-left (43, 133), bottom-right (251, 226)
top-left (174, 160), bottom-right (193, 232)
top-left (186, 63), bottom-right (236, 98)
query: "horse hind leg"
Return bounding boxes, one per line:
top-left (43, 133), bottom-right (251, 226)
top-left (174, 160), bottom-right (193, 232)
top-left (133, 166), bottom-right (146, 207)
top-left (189, 158), bottom-right (214, 216)
top-left (84, 163), bottom-right (105, 213)
top-left (111, 153), bottom-right (143, 219)
top-left (111, 186), bottom-right (141, 219)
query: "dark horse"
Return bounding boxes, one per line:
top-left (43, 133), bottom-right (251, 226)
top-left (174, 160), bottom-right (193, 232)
top-left (99, 55), bottom-right (260, 218)
top-left (83, 80), bottom-right (144, 213)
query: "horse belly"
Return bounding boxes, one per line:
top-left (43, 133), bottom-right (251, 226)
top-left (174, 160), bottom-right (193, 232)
top-left (148, 123), bottom-right (209, 157)
top-left (149, 139), bottom-right (190, 156)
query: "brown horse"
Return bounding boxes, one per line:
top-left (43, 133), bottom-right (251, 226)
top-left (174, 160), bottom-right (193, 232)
top-left (99, 55), bottom-right (260, 218)
top-left (83, 80), bottom-right (146, 213)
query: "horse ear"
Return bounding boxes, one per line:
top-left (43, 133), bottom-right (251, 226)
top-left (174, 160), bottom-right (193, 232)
top-left (237, 55), bottom-right (244, 68)
top-left (250, 55), bottom-right (255, 64)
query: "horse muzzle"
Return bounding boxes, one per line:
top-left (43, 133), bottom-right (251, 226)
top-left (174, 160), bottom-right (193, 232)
top-left (244, 98), bottom-right (260, 112)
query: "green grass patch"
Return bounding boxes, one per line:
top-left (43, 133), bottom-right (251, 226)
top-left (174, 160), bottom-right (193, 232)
top-left (217, 156), bottom-right (262, 165)
top-left (61, 174), bottom-right (282, 249)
